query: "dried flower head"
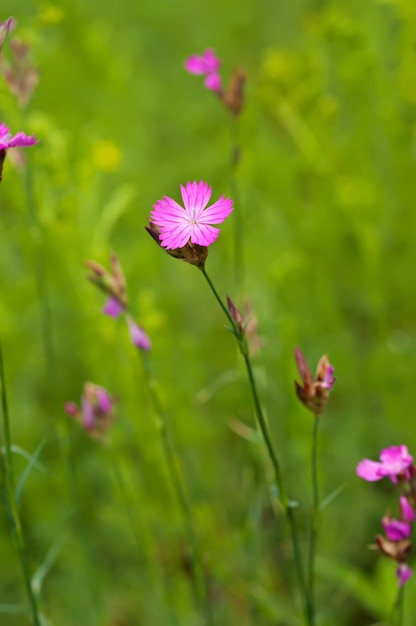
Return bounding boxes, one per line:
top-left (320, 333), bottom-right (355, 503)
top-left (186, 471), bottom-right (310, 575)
top-left (221, 67), bottom-right (246, 117)
top-left (294, 347), bottom-right (335, 416)
top-left (86, 253), bottom-right (128, 317)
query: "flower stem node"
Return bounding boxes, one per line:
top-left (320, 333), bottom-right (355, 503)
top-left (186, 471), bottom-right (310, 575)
top-left (294, 347), bottom-right (335, 417)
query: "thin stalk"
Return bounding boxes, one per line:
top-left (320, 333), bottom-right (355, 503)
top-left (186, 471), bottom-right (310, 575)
top-left (230, 117), bottom-right (244, 294)
top-left (140, 351), bottom-right (214, 626)
top-left (307, 417), bottom-right (320, 624)
top-left (0, 342), bottom-right (43, 626)
top-left (200, 268), bottom-right (313, 625)
top-left (25, 160), bottom-right (55, 370)
top-left (391, 584), bottom-right (405, 626)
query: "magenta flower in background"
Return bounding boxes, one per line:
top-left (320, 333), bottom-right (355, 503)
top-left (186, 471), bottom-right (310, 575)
top-left (127, 315), bottom-right (151, 352)
top-left (184, 48), bottom-right (222, 92)
top-left (150, 180), bottom-right (233, 250)
top-left (397, 563), bottom-right (412, 587)
top-left (102, 295), bottom-right (126, 319)
top-left (0, 122), bottom-right (38, 149)
top-left (382, 514), bottom-right (411, 542)
top-left (64, 382), bottom-right (115, 440)
top-left (356, 445), bottom-right (414, 483)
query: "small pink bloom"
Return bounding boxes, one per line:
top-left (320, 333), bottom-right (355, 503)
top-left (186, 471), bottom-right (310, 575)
top-left (400, 496), bottom-right (416, 522)
top-left (127, 315), bottom-right (151, 352)
top-left (65, 383), bottom-right (115, 440)
top-left (382, 515), bottom-right (411, 542)
top-left (102, 295), bottom-right (125, 318)
top-left (356, 446), bottom-right (413, 482)
top-left (184, 49), bottom-right (222, 92)
top-left (397, 563), bottom-right (412, 586)
top-left (150, 180), bottom-right (233, 250)
top-left (0, 122), bottom-right (38, 149)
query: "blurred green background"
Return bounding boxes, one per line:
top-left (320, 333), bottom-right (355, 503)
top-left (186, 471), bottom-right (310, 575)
top-left (1, 0), bottom-right (416, 624)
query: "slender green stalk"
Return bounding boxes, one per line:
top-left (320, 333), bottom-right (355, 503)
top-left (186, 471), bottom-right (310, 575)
top-left (230, 117), bottom-right (244, 294)
top-left (200, 268), bottom-right (314, 625)
top-left (307, 417), bottom-right (320, 625)
top-left (391, 584), bottom-right (405, 626)
top-left (25, 161), bottom-right (55, 369)
top-left (0, 342), bottom-right (43, 626)
top-left (140, 350), bottom-right (214, 626)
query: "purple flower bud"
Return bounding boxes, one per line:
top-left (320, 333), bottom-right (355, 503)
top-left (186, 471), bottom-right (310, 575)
top-left (127, 316), bottom-right (151, 351)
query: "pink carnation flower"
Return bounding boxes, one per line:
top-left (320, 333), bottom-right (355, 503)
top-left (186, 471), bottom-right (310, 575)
top-left (356, 445), bottom-right (414, 482)
top-left (0, 122), bottom-right (38, 149)
top-left (150, 180), bottom-right (233, 250)
top-left (184, 48), bottom-right (222, 92)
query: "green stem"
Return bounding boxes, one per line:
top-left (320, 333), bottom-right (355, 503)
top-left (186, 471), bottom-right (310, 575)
top-left (391, 584), bottom-right (405, 626)
top-left (25, 160), bottom-right (55, 371)
top-left (200, 269), bottom-right (313, 625)
top-left (140, 351), bottom-right (214, 625)
top-left (307, 417), bottom-right (320, 625)
top-left (230, 117), bottom-right (244, 294)
top-left (0, 342), bottom-right (43, 626)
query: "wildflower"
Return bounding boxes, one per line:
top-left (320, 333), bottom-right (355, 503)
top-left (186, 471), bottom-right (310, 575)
top-left (86, 253), bottom-right (128, 317)
top-left (0, 121), bottom-right (38, 181)
top-left (150, 180), bottom-right (233, 251)
top-left (0, 17), bottom-right (15, 52)
top-left (184, 48), bottom-right (222, 92)
top-left (356, 446), bottom-right (414, 483)
top-left (127, 315), bottom-right (151, 352)
top-left (294, 347), bottom-right (335, 416)
top-left (64, 382), bottom-right (115, 440)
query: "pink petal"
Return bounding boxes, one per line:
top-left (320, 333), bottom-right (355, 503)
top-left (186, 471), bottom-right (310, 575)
top-left (184, 55), bottom-right (207, 75)
top-left (397, 563), bottom-right (412, 586)
top-left (64, 402), bottom-right (79, 418)
top-left (201, 49), bottom-right (221, 73)
top-left (180, 181), bottom-right (212, 218)
top-left (190, 223), bottom-right (220, 246)
top-left (204, 73), bottom-right (222, 91)
top-left (102, 296), bottom-right (125, 318)
top-left (96, 387), bottom-right (113, 412)
top-left (199, 195), bottom-right (234, 224)
top-left (127, 317), bottom-right (151, 351)
top-left (356, 459), bottom-right (385, 481)
top-left (382, 517), bottom-right (411, 541)
top-left (400, 496), bottom-right (416, 522)
top-left (159, 223), bottom-right (193, 249)
top-left (81, 396), bottom-right (95, 430)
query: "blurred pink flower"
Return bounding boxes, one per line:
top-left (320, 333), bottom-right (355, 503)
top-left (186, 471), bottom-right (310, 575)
top-left (397, 563), bottom-right (412, 586)
top-left (150, 180), bottom-right (233, 250)
top-left (356, 446), bottom-right (413, 483)
top-left (102, 295), bottom-right (126, 319)
top-left (184, 48), bottom-right (222, 92)
top-left (0, 122), bottom-right (38, 149)
top-left (65, 382), bottom-right (115, 440)
top-left (127, 315), bottom-right (151, 352)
